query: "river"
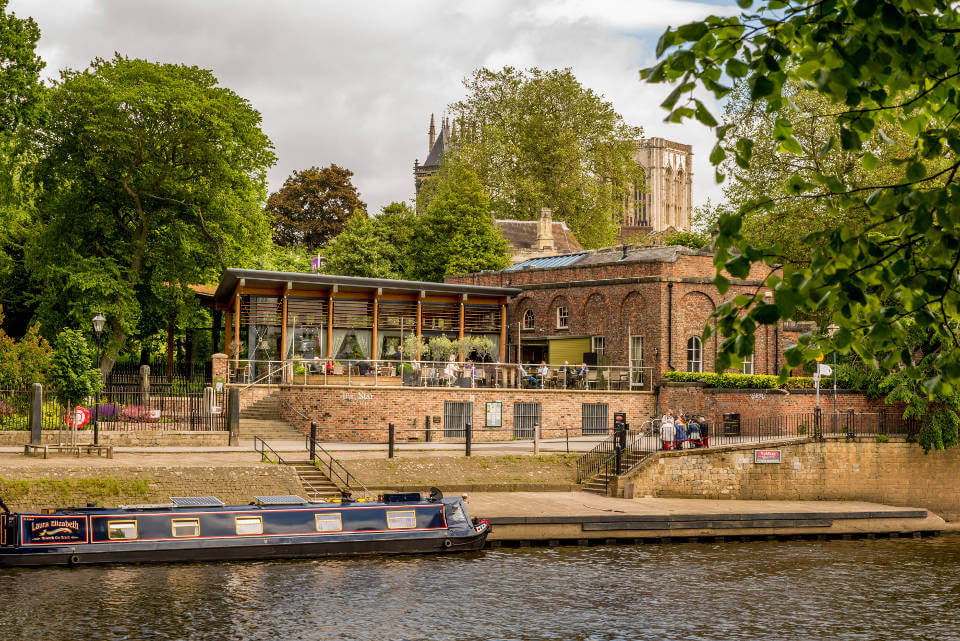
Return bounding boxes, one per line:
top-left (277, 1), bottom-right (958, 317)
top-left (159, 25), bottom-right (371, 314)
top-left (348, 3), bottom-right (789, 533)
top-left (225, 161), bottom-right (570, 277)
top-left (1, 537), bottom-right (958, 640)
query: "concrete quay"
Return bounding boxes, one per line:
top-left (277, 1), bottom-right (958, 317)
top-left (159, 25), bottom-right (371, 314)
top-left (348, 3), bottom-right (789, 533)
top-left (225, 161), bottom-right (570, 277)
top-left (465, 492), bottom-right (947, 545)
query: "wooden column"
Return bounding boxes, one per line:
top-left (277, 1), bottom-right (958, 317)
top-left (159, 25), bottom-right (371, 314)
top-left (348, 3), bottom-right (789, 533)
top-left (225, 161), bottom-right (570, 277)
top-left (499, 304), bottom-right (507, 363)
top-left (280, 294), bottom-right (288, 361)
top-left (327, 295), bottom-right (334, 359)
top-left (372, 297), bottom-right (379, 361)
top-left (233, 296), bottom-right (241, 366)
top-left (223, 310), bottom-right (233, 357)
top-left (458, 300), bottom-right (465, 360)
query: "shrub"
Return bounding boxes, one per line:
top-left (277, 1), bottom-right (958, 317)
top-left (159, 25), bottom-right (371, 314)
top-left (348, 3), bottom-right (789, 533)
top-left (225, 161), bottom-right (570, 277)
top-left (119, 405), bottom-right (157, 423)
top-left (0, 402), bottom-right (14, 419)
top-left (663, 371), bottom-right (815, 389)
top-left (87, 403), bottom-right (119, 420)
top-left (876, 434), bottom-right (890, 443)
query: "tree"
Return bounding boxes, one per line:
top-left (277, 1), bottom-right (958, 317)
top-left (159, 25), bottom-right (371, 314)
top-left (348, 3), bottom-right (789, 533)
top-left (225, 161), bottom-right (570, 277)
top-left (407, 165), bottom-right (510, 282)
top-left (372, 201), bottom-right (417, 278)
top-left (0, 0), bottom-right (45, 337)
top-left (661, 230), bottom-right (711, 249)
top-left (323, 210), bottom-right (398, 279)
top-left (50, 329), bottom-right (102, 409)
top-left (644, 1), bottom-right (960, 424)
top-left (29, 55), bottom-right (276, 375)
top-left (708, 80), bottom-right (926, 265)
top-left (268, 164), bottom-right (364, 250)
top-left (0, 307), bottom-right (52, 388)
top-left (441, 67), bottom-right (643, 249)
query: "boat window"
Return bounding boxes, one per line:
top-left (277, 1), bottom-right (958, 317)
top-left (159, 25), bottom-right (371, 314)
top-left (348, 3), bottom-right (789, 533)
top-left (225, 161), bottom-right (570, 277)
top-left (171, 518), bottom-right (200, 538)
top-left (386, 510), bottom-right (417, 530)
top-left (235, 516), bottom-right (263, 535)
top-left (315, 512), bottom-right (343, 532)
top-left (107, 520), bottom-right (138, 540)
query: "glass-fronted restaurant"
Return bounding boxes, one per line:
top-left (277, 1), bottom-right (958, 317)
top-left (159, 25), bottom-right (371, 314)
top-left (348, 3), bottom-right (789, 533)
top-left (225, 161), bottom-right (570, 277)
top-left (212, 269), bottom-right (520, 380)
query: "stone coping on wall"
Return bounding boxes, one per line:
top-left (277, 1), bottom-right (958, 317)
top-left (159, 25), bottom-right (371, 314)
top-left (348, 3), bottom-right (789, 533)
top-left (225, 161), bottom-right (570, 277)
top-left (0, 431), bottom-right (230, 446)
top-left (657, 382), bottom-right (862, 395)
top-left (234, 383), bottom-right (655, 396)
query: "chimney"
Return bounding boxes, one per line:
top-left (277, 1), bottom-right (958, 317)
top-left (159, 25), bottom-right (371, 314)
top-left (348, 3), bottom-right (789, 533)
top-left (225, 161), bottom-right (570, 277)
top-left (536, 207), bottom-right (555, 252)
top-left (428, 114), bottom-right (436, 152)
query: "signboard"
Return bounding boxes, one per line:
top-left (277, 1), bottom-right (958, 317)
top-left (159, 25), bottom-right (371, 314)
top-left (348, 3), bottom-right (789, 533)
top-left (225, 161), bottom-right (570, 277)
top-left (754, 449), bottom-right (782, 464)
top-left (817, 364), bottom-right (833, 376)
top-left (149, 409), bottom-right (162, 420)
top-left (21, 516), bottom-right (87, 545)
top-left (214, 377), bottom-right (224, 393)
top-left (65, 406), bottom-right (90, 428)
top-left (485, 402), bottom-right (502, 428)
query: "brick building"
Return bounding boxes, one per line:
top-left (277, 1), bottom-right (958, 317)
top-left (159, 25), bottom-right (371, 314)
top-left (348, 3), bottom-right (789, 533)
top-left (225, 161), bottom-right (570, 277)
top-left (446, 244), bottom-right (786, 385)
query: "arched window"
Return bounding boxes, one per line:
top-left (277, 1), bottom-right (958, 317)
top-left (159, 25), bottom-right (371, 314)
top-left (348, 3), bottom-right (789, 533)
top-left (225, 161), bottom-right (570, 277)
top-left (523, 309), bottom-right (535, 330)
top-left (686, 337), bottom-right (702, 373)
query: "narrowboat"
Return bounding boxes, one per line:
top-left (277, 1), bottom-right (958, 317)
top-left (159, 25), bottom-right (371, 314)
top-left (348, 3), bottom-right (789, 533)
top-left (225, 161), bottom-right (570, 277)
top-left (0, 490), bottom-right (490, 567)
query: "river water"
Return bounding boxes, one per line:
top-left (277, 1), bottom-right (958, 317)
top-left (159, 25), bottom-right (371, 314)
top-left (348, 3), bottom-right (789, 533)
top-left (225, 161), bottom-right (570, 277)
top-left (1, 537), bottom-right (959, 640)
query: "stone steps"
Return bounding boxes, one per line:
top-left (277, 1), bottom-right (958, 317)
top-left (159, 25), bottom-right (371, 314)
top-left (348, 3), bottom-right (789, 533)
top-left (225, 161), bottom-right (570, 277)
top-left (288, 461), bottom-right (342, 499)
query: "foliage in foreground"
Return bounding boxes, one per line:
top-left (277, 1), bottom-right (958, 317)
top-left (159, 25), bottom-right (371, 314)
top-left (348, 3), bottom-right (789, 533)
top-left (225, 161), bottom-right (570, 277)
top-left (643, 0), bottom-right (960, 449)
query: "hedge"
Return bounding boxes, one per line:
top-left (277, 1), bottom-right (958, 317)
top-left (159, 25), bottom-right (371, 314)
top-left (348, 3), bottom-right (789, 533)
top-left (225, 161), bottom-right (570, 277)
top-left (663, 371), bottom-right (816, 389)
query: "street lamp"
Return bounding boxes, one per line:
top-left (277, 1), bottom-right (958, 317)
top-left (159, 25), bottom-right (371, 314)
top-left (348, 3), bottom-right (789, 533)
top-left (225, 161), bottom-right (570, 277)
top-left (827, 323), bottom-right (839, 435)
top-left (92, 312), bottom-right (106, 445)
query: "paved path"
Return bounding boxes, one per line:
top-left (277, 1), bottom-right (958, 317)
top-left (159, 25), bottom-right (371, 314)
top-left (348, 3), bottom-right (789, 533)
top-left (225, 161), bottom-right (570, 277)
top-left (464, 492), bottom-right (947, 540)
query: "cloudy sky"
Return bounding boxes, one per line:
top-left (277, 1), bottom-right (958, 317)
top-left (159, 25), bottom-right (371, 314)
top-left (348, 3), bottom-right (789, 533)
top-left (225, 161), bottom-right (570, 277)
top-left (12, 0), bottom-right (735, 214)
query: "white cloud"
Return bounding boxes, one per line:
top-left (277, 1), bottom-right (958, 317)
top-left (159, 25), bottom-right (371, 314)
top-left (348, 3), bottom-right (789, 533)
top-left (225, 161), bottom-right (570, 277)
top-left (11, 0), bottom-right (732, 215)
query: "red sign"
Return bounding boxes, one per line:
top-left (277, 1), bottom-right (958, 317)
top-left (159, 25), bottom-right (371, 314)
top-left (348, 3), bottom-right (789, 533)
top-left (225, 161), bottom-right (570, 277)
top-left (65, 406), bottom-right (91, 428)
top-left (754, 449), bottom-right (781, 464)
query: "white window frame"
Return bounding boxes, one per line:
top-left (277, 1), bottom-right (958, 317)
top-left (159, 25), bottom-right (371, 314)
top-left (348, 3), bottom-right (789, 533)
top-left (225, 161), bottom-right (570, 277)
top-left (591, 335), bottom-right (605, 356)
top-left (556, 306), bottom-right (569, 329)
top-left (171, 518), bottom-right (200, 538)
top-left (630, 335), bottom-right (643, 386)
top-left (235, 516), bottom-right (263, 535)
top-left (523, 309), bottom-right (535, 330)
top-left (386, 510), bottom-right (418, 530)
top-left (687, 337), bottom-right (703, 373)
top-left (741, 353), bottom-right (754, 375)
top-left (315, 512), bottom-right (343, 532)
top-left (107, 520), bottom-right (138, 540)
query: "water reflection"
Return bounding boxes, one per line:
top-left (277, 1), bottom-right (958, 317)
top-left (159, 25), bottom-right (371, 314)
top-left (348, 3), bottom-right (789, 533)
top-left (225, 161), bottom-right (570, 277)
top-left (1, 538), bottom-right (959, 640)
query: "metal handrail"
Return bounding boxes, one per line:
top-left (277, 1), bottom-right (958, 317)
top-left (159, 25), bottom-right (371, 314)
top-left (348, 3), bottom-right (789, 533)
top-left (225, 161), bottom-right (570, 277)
top-left (576, 420), bottom-right (657, 483)
top-left (278, 397), bottom-right (370, 498)
top-left (253, 435), bottom-right (327, 499)
top-left (239, 361), bottom-right (285, 392)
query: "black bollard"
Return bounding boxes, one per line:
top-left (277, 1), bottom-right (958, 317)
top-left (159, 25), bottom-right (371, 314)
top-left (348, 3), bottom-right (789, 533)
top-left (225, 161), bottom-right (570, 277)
top-left (388, 422), bottom-right (395, 458)
top-left (310, 421), bottom-right (317, 463)
top-left (425, 415), bottom-right (432, 443)
top-left (465, 421), bottom-right (472, 457)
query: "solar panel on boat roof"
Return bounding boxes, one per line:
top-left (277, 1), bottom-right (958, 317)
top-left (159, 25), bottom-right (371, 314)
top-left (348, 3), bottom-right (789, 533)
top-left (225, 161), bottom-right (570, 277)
top-left (169, 496), bottom-right (224, 507)
top-left (254, 495), bottom-right (308, 505)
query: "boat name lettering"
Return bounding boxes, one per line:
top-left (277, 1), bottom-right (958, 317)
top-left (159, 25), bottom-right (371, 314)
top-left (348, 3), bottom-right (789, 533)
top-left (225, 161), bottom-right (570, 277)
top-left (31, 519), bottom-right (81, 533)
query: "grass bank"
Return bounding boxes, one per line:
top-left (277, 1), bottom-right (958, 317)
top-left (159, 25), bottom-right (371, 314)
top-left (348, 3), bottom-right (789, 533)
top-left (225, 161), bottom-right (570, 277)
top-left (347, 454), bottom-right (580, 492)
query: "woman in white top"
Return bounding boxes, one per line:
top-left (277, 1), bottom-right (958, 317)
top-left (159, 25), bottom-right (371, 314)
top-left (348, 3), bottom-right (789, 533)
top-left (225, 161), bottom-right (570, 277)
top-left (444, 355), bottom-right (459, 386)
top-left (660, 410), bottom-right (675, 450)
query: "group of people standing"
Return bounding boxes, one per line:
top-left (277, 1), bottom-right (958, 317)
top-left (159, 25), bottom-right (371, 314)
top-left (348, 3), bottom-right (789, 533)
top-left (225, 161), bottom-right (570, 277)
top-left (659, 410), bottom-right (708, 450)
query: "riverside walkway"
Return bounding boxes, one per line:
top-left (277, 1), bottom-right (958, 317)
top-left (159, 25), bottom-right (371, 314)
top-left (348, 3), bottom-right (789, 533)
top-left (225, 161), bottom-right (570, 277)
top-left (467, 492), bottom-right (947, 544)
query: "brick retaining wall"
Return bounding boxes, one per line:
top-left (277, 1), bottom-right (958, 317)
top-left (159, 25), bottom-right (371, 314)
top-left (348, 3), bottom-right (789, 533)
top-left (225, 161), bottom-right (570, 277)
top-left (277, 385), bottom-right (655, 441)
top-left (622, 438), bottom-right (960, 521)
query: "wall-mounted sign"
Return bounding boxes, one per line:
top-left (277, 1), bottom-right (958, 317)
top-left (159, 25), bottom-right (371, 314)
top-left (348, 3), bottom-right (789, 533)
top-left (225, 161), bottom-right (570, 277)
top-left (485, 402), bottom-right (502, 428)
top-left (754, 449), bottom-right (781, 464)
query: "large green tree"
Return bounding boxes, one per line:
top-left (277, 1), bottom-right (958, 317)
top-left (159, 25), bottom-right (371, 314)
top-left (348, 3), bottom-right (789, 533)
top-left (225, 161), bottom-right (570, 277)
top-left (699, 80), bottom-right (927, 265)
top-left (30, 55), bottom-right (276, 375)
top-left (408, 165), bottom-right (510, 282)
top-left (323, 209), bottom-right (398, 279)
top-left (441, 67), bottom-right (643, 249)
top-left (644, 0), bottom-right (960, 419)
top-left (268, 164), bottom-right (364, 251)
top-left (0, 0), bottom-right (45, 337)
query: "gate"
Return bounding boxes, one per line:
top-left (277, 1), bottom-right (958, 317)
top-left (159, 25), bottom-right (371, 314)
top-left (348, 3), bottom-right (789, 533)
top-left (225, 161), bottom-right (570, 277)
top-left (513, 402), bottom-right (541, 439)
top-left (443, 401), bottom-right (473, 438)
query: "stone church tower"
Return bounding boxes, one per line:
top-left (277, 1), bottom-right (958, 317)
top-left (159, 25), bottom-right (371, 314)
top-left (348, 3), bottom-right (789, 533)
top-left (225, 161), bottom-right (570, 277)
top-left (621, 137), bottom-right (694, 237)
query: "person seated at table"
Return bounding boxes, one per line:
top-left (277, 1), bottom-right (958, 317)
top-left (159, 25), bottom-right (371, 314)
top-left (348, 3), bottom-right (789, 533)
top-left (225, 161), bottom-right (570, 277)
top-left (324, 358), bottom-right (335, 375)
top-left (443, 355), bottom-right (459, 386)
top-left (571, 361), bottom-right (588, 388)
top-left (537, 361), bottom-right (550, 386)
top-left (563, 361), bottom-right (576, 387)
top-left (519, 363), bottom-right (541, 389)
top-left (357, 359), bottom-right (374, 376)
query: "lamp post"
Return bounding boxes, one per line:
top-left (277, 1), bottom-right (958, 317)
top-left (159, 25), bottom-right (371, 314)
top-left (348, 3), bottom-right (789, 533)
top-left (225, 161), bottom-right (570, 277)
top-left (827, 323), bottom-right (839, 434)
top-left (92, 312), bottom-right (106, 446)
